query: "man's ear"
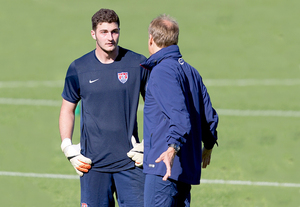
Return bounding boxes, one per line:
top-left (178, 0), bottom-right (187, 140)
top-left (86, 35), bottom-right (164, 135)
top-left (91, 30), bottom-right (96, 40)
top-left (148, 34), bottom-right (154, 46)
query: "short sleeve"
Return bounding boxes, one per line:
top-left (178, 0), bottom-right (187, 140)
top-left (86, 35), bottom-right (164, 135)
top-left (61, 61), bottom-right (80, 103)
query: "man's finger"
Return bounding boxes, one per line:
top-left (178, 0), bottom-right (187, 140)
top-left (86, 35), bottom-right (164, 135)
top-left (202, 156), bottom-right (211, 168)
top-left (202, 161), bottom-right (207, 168)
top-left (76, 166), bottom-right (89, 173)
top-left (162, 167), bottom-right (171, 181)
top-left (162, 172), bottom-right (170, 181)
top-left (76, 160), bottom-right (92, 172)
top-left (75, 169), bottom-right (84, 177)
top-left (155, 156), bottom-right (163, 163)
top-left (161, 159), bottom-right (172, 181)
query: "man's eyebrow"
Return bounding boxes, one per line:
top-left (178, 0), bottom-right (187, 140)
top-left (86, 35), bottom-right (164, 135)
top-left (99, 28), bottom-right (119, 32)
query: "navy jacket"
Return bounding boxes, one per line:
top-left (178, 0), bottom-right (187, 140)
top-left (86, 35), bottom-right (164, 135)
top-left (141, 45), bottom-right (218, 184)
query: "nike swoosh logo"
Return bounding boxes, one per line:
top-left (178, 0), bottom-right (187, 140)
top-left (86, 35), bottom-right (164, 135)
top-left (89, 79), bottom-right (99, 83)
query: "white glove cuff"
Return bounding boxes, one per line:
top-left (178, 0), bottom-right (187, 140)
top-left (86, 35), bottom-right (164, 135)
top-left (61, 138), bottom-right (72, 152)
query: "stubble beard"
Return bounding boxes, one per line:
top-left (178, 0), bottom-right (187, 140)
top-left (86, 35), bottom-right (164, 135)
top-left (96, 39), bottom-right (118, 55)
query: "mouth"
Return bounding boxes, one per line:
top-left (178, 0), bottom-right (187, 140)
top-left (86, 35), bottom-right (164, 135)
top-left (106, 42), bottom-right (115, 47)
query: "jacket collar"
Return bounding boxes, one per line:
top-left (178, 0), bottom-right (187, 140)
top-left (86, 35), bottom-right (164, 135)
top-left (141, 45), bottom-right (182, 70)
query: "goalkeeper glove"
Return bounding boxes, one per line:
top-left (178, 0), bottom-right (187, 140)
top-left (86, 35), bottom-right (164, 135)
top-left (127, 136), bottom-right (144, 167)
top-left (61, 138), bottom-right (92, 176)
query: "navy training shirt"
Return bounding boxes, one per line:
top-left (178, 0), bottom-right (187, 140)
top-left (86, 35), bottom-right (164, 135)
top-left (62, 47), bottom-right (150, 172)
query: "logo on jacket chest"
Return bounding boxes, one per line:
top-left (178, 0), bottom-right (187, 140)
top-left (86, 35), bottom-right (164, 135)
top-left (118, 72), bottom-right (128, 84)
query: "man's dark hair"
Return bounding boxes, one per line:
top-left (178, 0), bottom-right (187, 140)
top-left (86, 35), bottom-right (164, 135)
top-left (92, 8), bottom-right (120, 30)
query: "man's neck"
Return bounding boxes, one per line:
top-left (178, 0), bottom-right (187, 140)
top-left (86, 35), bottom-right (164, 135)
top-left (95, 46), bottom-right (119, 64)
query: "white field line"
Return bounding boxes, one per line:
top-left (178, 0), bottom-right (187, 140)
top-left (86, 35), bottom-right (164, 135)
top-left (0, 171), bottom-right (299, 188)
top-left (0, 171), bottom-right (78, 179)
top-left (204, 79), bottom-right (300, 86)
top-left (0, 80), bottom-right (64, 88)
top-left (0, 79), bottom-right (300, 88)
top-left (216, 109), bottom-right (300, 117)
top-left (0, 98), bottom-right (61, 107)
top-left (1, 98), bottom-right (300, 118)
top-left (200, 179), bottom-right (300, 188)
top-left (138, 104), bottom-right (300, 117)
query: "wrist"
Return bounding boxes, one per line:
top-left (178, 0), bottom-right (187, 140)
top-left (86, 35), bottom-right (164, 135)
top-left (61, 138), bottom-right (80, 158)
top-left (168, 143), bottom-right (180, 153)
top-left (61, 138), bottom-right (72, 152)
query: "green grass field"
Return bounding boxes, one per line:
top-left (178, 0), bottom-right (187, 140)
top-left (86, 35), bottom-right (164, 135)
top-left (1, 0), bottom-right (299, 206)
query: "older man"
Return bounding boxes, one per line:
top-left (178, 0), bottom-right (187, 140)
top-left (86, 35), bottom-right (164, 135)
top-left (141, 14), bottom-right (219, 207)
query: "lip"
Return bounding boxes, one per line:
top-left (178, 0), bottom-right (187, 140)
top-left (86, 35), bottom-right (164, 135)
top-left (106, 42), bottom-right (115, 46)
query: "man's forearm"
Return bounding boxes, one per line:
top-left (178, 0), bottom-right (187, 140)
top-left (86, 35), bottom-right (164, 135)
top-left (59, 99), bottom-right (77, 141)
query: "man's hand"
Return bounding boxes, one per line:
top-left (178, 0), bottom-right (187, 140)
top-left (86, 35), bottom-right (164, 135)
top-left (202, 147), bottom-right (212, 168)
top-left (127, 136), bottom-right (144, 167)
top-left (61, 138), bottom-right (92, 176)
top-left (155, 147), bottom-right (176, 181)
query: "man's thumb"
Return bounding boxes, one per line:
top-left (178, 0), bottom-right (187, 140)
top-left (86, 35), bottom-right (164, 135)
top-left (155, 156), bottom-right (162, 163)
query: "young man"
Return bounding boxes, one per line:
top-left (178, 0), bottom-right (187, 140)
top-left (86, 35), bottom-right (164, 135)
top-left (141, 14), bottom-right (219, 207)
top-left (59, 8), bottom-right (149, 207)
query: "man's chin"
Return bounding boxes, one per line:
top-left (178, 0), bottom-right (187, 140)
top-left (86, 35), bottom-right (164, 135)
top-left (103, 46), bottom-right (117, 53)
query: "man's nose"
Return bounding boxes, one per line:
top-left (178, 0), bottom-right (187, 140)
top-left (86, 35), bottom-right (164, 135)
top-left (107, 32), bottom-right (114, 40)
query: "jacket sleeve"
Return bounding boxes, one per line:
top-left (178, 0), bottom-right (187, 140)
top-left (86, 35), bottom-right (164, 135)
top-left (149, 64), bottom-right (191, 147)
top-left (200, 78), bottom-right (219, 149)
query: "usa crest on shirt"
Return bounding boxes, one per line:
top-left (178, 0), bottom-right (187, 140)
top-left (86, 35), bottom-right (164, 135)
top-left (118, 72), bottom-right (128, 84)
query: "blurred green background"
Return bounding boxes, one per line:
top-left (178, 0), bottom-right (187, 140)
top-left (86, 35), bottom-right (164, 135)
top-left (0, 0), bottom-right (299, 206)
